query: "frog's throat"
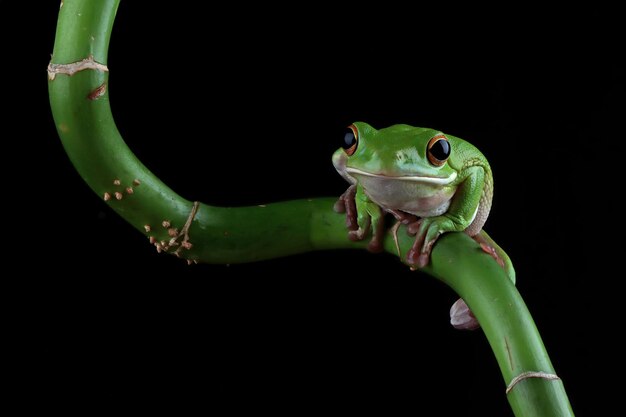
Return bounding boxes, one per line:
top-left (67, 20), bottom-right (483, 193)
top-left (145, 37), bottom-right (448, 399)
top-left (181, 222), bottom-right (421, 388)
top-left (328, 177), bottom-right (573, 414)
top-left (345, 167), bottom-right (457, 185)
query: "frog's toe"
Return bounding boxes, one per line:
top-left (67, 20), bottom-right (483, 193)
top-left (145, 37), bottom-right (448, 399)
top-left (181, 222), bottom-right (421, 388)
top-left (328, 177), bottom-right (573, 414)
top-left (417, 253), bottom-right (430, 268)
top-left (333, 198), bottom-right (346, 213)
top-left (407, 249), bottom-right (430, 268)
top-left (366, 217), bottom-right (385, 253)
top-left (348, 215), bottom-right (371, 241)
top-left (406, 220), bottom-right (422, 236)
top-left (348, 228), bottom-right (366, 241)
top-left (406, 248), bottom-right (420, 266)
top-left (367, 238), bottom-right (383, 253)
top-left (450, 298), bottom-right (480, 330)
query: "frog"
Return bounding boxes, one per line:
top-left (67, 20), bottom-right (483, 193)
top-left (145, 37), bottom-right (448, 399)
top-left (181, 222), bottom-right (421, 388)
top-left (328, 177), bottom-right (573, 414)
top-left (333, 122), bottom-right (515, 330)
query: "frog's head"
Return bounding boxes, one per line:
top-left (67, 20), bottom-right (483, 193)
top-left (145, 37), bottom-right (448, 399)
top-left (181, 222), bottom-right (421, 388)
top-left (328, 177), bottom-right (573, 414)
top-left (332, 122), bottom-right (458, 185)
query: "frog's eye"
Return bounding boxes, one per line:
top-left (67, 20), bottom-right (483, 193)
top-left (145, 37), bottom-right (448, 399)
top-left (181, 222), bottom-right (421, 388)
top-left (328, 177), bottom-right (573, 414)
top-left (427, 134), bottom-right (451, 166)
top-left (343, 124), bottom-right (359, 156)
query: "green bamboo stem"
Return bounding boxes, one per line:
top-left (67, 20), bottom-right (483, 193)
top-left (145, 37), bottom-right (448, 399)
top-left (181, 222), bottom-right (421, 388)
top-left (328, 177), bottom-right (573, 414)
top-left (48, 1), bottom-right (574, 415)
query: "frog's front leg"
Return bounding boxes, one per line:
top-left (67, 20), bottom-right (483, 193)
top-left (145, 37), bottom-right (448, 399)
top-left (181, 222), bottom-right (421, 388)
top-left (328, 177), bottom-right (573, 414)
top-left (334, 184), bottom-right (384, 252)
top-left (406, 215), bottom-right (460, 267)
top-left (333, 184), bottom-right (358, 231)
top-left (406, 167), bottom-right (487, 268)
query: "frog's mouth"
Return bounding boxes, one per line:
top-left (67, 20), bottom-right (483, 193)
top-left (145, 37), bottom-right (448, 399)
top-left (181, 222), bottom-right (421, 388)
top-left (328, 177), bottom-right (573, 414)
top-left (345, 167), bottom-right (457, 185)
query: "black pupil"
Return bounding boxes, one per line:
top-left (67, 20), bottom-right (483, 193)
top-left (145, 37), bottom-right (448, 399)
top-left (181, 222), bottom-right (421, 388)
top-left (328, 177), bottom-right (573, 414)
top-left (343, 129), bottom-right (356, 150)
top-left (430, 139), bottom-right (450, 161)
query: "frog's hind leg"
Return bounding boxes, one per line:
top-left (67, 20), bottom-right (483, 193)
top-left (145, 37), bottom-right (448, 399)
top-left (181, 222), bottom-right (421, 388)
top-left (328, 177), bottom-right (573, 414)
top-left (450, 230), bottom-right (516, 330)
top-left (471, 229), bottom-right (515, 284)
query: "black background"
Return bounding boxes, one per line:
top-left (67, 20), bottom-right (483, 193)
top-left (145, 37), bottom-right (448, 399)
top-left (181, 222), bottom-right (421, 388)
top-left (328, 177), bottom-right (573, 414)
top-left (4, 2), bottom-right (623, 415)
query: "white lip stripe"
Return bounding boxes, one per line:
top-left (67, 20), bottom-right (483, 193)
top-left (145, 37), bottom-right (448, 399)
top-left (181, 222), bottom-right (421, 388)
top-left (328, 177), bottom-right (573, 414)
top-left (346, 167), bottom-right (457, 185)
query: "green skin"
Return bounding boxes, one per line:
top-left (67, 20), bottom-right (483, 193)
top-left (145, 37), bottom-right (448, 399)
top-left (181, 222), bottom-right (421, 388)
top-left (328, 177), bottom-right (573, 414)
top-left (333, 122), bottom-right (495, 267)
top-left (334, 122), bottom-right (510, 330)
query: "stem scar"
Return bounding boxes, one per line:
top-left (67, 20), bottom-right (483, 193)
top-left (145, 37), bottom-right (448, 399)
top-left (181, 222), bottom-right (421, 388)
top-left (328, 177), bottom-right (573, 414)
top-left (87, 82), bottom-right (107, 100)
top-left (504, 336), bottom-right (514, 370)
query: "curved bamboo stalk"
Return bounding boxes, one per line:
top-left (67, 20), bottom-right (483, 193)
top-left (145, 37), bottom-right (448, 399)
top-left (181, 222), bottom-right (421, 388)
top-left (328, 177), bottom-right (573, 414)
top-left (48, 1), bottom-right (574, 415)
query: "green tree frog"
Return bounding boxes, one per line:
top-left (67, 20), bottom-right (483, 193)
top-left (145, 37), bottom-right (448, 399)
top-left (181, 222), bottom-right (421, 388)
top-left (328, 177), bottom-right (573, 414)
top-left (333, 122), bottom-right (514, 330)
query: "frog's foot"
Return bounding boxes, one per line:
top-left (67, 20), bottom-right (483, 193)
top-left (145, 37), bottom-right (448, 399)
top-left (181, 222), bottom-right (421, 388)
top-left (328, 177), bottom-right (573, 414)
top-left (348, 219), bottom-right (371, 241)
top-left (346, 212), bottom-right (384, 253)
top-left (472, 232), bottom-right (505, 267)
top-left (450, 298), bottom-right (480, 331)
top-left (404, 219), bottom-right (442, 268)
top-left (404, 219), bottom-right (428, 268)
top-left (405, 216), bottom-right (456, 268)
top-left (335, 185), bottom-right (384, 253)
top-left (366, 213), bottom-right (385, 253)
top-left (333, 185), bottom-right (358, 231)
